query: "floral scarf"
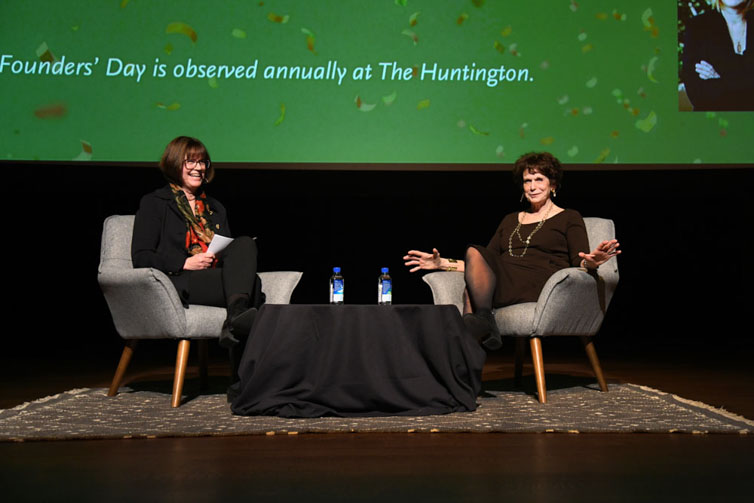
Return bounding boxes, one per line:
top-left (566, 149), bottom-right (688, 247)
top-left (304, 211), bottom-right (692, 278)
top-left (169, 183), bottom-right (215, 258)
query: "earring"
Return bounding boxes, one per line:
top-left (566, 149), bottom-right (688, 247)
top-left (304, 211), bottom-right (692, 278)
top-left (520, 193), bottom-right (525, 203)
top-left (551, 188), bottom-right (557, 198)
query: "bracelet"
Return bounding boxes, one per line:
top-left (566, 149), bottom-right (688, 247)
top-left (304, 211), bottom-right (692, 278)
top-left (444, 258), bottom-right (458, 271)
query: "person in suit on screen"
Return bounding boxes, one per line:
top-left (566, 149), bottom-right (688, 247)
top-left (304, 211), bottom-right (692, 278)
top-left (682, 0), bottom-right (754, 111)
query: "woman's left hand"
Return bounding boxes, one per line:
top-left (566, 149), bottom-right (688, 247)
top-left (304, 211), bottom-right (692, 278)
top-left (579, 239), bottom-right (621, 269)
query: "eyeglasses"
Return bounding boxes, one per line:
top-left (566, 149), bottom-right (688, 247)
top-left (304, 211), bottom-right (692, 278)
top-left (184, 159), bottom-right (210, 170)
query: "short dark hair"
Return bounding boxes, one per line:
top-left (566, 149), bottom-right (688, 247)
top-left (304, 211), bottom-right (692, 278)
top-left (159, 136), bottom-right (214, 185)
top-left (512, 152), bottom-right (563, 191)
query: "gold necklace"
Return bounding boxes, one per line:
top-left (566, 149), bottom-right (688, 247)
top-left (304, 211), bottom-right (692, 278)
top-left (729, 19), bottom-right (747, 55)
top-left (737, 22), bottom-right (747, 54)
top-left (508, 203), bottom-right (553, 257)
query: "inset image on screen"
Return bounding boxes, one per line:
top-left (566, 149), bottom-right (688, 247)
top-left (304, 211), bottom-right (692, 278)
top-left (679, 1), bottom-right (754, 111)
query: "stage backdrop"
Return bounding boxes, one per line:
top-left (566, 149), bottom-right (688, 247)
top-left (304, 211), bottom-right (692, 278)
top-left (1, 0), bottom-right (753, 165)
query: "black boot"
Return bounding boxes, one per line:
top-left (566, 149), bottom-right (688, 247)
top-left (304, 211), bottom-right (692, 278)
top-left (219, 320), bottom-right (239, 349)
top-left (230, 306), bottom-right (257, 339)
top-left (219, 294), bottom-right (256, 349)
top-left (463, 309), bottom-right (502, 350)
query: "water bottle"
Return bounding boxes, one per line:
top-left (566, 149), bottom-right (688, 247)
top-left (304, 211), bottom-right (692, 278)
top-left (377, 267), bottom-right (392, 305)
top-left (329, 267), bottom-right (344, 304)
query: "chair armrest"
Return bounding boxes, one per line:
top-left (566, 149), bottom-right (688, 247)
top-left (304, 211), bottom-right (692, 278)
top-left (422, 271), bottom-right (465, 315)
top-left (98, 266), bottom-right (187, 338)
top-left (258, 271), bottom-right (303, 304)
top-left (533, 267), bottom-right (607, 336)
top-left (422, 266), bottom-right (613, 337)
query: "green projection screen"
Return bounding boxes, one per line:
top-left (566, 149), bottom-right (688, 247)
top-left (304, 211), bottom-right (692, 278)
top-left (1, 0), bottom-right (753, 164)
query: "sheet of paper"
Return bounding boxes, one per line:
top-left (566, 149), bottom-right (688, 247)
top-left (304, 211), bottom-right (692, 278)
top-left (207, 234), bottom-right (234, 255)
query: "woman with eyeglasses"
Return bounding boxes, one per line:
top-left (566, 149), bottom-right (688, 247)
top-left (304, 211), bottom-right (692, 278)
top-left (131, 136), bottom-right (263, 362)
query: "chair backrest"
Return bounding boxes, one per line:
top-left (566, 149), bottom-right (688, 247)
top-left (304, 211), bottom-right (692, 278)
top-left (99, 215), bottom-right (135, 272)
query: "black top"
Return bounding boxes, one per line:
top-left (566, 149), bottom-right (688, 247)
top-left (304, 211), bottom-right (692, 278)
top-left (131, 185), bottom-right (230, 294)
top-left (682, 10), bottom-right (754, 111)
top-left (472, 209), bottom-right (589, 307)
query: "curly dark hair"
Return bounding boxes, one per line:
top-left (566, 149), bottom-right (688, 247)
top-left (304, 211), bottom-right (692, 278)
top-left (512, 152), bottom-right (563, 192)
top-left (159, 136), bottom-right (214, 186)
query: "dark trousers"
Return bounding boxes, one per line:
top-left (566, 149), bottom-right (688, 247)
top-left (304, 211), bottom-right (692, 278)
top-left (183, 236), bottom-right (262, 308)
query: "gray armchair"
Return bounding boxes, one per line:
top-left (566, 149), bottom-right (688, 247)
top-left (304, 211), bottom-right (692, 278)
top-left (98, 215), bottom-right (303, 407)
top-left (422, 217), bottom-right (619, 403)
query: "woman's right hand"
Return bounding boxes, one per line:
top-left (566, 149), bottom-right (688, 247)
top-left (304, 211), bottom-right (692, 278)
top-left (183, 252), bottom-right (216, 271)
top-left (695, 60), bottom-right (720, 80)
top-left (403, 248), bottom-right (442, 273)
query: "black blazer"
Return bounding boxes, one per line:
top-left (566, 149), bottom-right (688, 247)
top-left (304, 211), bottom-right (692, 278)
top-left (131, 185), bottom-right (231, 294)
top-left (682, 10), bottom-right (754, 111)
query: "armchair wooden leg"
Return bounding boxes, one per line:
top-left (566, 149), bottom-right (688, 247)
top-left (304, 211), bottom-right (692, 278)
top-left (530, 337), bottom-right (547, 404)
top-left (108, 340), bottom-right (138, 397)
top-left (198, 339), bottom-right (209, 392)
top-left (580, 336), bottom-right (608, 392)
top-left (514, 338), bottom-right (526, 387)
top-left (172, 339), bottom-right (191, 408)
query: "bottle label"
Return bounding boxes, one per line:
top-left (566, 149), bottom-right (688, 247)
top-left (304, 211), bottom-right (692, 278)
top-left (380, 279), bottom-right (392, 303)
top-left (381, 280), bottom-right (392, 296)
top-left (332, 278), bottom-right (344, 303)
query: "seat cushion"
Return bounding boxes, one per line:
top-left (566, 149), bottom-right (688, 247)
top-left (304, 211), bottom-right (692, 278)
top-left (494, 303), bottom-right (537, 336)
top-left (183, 304), bottom-right (227, 338)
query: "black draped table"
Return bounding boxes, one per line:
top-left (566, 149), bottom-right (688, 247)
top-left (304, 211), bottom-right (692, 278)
top-left (230, 304), bottom-right (486, 418)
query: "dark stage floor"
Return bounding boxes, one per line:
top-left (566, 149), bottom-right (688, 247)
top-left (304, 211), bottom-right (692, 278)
top-left (2, 341), bottom-right (753, 502)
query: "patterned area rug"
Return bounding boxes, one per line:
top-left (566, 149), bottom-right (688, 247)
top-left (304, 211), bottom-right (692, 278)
top-left (2, 384), bottom-right (752, 441)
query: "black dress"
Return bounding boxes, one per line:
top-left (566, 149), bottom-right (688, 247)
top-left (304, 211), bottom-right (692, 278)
top-left (471, 209), bottom-right (589, 307)
top-left (682, 11), bottom-right (754, 111)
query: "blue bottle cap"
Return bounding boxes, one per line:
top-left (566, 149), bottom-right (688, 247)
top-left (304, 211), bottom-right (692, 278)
top-left (333, 267), bottom-right (341, 273)
top-left (381, 267), bottom-right (389, 273)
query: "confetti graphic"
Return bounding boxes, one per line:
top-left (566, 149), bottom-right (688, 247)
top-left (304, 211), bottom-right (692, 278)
top-left (382, 91), bottom-right (397, 106)
top-left (156, 102), bottom-right (181, 111)
top-left (301, 28), bottom-right (316, 54)
top-left (73, 140), bottom-right (92, 161)
top-left (267, 13), bottom-right (289, 24)
top-left (646, 56), bottom-right (660, 83)
top-left (642, 8), bottom-right (659, 38)
top-left (468, 124), bottom-right (489, 136)
top-left (0, 0), bottom-right (751, 164)
top-left (635, 111), bottom-right (657, 132)
top-left (402, 29), bottom-right (419, 45)
top-left (34, 103), bottom-right (66, 119)
top-left (355, 96), bottom-right (376, 112)
top-left (35, 42), bottom-right (55, 63)
top-left (165, 22), bottom-right (197, 42)
top-left (274, 103), bottom-right (286, 125)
